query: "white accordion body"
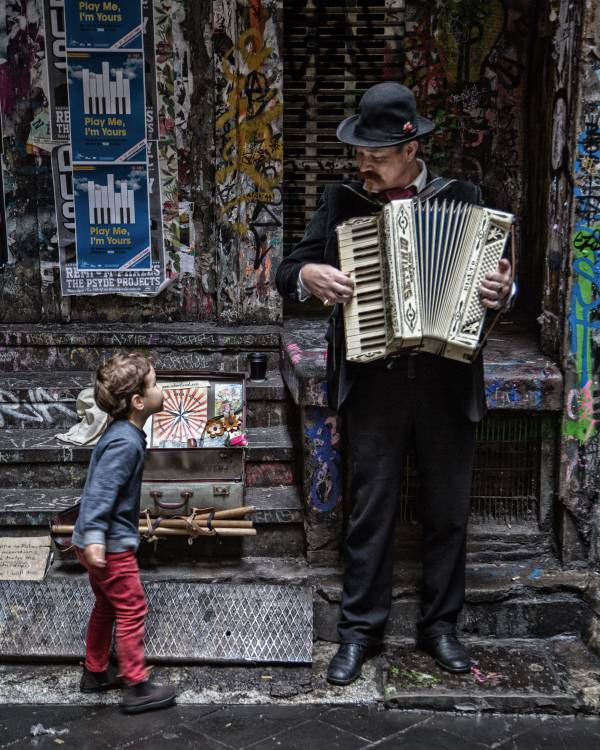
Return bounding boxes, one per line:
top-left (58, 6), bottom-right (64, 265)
top-left (337, 198), bottom-right (515, 364)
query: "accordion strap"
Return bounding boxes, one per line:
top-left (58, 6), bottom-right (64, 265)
top-left (477, 223), bottom-right (517, 354)
top-left (418, 177), bottom-right (456, 201)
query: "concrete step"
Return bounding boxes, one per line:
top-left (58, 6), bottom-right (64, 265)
top-left (0, 323), bottom-right (282, 372)
top-left (313, 560), bottom-right (594, 642)
top-left (1, 638), bottom-right (599, 714)
top-left (0, 485), bottom-right (303, 527)
top-left (0, 370), bottom-right (291, 429)
top-left (0, 425), bottom-right (300, 489)
top-left (0, 553), bottom-right (592, 642)
top-left (0, 485), bottom-right (306, 560)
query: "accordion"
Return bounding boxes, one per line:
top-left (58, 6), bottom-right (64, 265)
top-left (337, 198), bottom-right (515, 364)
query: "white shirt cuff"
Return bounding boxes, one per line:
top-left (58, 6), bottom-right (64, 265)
top-left (297, 268), bottom-right (312, 302)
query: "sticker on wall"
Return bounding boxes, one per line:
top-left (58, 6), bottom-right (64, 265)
top-left (72, 162), bottom-right (151, 270)
top-left (65, 0), bottom-right (143, 50)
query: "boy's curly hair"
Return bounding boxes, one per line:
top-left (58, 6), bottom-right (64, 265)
top-left (95, 352), bottom-right (154, 420)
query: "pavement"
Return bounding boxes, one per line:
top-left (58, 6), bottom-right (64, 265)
top-left (2, 704), bottom-right (600, 749)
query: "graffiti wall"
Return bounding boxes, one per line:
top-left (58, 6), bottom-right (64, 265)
top-left (283, 0), bottom-right (556, 318)
top-left (0, 0), bottom-right (283, 323)
top-left (214, 0), bottom-right (283, 325)
top-left (560, 0), bottom-right (600, 563)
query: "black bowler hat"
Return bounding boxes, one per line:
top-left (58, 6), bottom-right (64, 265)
top-left (336, 82), bottom-right (435, 147)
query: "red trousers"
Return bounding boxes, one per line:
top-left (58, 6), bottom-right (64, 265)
top-left (76, 548), bottom-right (148, 685)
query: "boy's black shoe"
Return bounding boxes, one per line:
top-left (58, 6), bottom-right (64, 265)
top-left (80, 665), bottom-right (122, 693)
top-left (120, 680), bottom-right (177, 714)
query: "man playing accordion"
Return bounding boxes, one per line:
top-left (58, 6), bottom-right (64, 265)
top-left (276, 82), bottom-right (514, 685)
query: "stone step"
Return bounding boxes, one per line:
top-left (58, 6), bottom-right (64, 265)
top-left (0, 485), bottom-right (552, 566)
top-left (0, 552), bottom-right (591, 642)
top-left (313, 560), bottom-right (593, 642)
top-left (2, 637), bottom-right (599, 713)
top-left (0, 485), bottom-right (303, 527)
top-left (0, 323), bottom-right (283, 372)
top-left (0, 425), bottom-right (300, 489)
top-left (0, 370), bottom-right (291, 429)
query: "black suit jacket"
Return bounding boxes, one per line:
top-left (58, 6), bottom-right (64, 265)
top-left (276, 176), bottom-right (488, 422)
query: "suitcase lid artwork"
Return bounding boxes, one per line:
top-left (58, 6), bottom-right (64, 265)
top-left (143, 370), bottom-right (247, 482)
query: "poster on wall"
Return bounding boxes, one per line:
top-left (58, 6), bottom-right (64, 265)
top-left (47, 0), bottom-right (176, 295)
top-left (67, 51), bottom-right (146, 162)
top-left (53, 145), bottom-right (165, 294)
top-left (144, 381), bottom-right (210, 448)
top-left (44, 0), bottom-right (155, 144)
top-left (43, 0), bottom-right (70, 142)
top-left (65, 0), bottom-right (142, 50)
top-left (0, 158), bottom-right (7, 267)
top-left (72, 162), bottom-right (151, 270)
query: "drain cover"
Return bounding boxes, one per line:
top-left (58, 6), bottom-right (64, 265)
top-left (0, 580), bottom-right (312, 664)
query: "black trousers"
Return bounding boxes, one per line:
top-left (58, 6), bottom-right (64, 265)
top-left (338, 354), bottom-right (476, 646)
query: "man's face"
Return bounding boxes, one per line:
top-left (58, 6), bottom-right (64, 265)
top-left (356, 144), bottom-right (417, 193)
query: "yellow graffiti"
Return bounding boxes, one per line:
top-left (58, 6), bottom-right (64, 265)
top-left (217, 25), bottom-right (282, 228)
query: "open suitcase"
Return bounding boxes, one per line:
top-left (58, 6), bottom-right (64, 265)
top-left (140, 370), bottom-right (247, 516)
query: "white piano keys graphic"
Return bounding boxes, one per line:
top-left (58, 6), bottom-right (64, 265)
top-left (87, 175), bottom-right (135, 224)
top-left (82, 62), bottom-right (132, 116)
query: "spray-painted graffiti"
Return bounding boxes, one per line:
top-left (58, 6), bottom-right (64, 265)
top-left (564, 77), bottom-right (600, 449)
top-left (558, 4), bottom-right (600, 562)
top-left (0, 388), bottom-right (77, 428)
top-left (403, 0), bottom-right (528, 210)
top-left (565, 227), bottom-right (600, 443)
top-left (303, 408), bottom-right (342, 513)
top-left (214, 0), bottom-right (283, 320)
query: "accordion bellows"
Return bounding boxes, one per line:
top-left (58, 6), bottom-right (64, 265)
top-left (337, 198), bottom-right (515, 363)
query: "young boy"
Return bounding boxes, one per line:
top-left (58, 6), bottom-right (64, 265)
top-left (72, 351), bottom-right (177, 714)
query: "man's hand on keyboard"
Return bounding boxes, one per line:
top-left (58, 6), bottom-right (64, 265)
top-left (300, 263), bottom-right (355, 305)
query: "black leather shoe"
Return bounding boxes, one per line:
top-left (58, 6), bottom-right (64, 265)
top-left (326, 643), bottom-right (368, 686)
top-left (416, 633), bottom-right (471, 674)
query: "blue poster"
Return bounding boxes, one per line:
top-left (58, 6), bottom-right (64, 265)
top-left (67, 51), bottom-right (146, 162)
top-left (65, 0), bottom-right (142, 50)
top-left (73, 163), bottom-right (151, 270)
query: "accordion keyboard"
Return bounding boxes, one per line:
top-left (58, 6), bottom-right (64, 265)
top-left (337, 216), bottom-right (387, 361)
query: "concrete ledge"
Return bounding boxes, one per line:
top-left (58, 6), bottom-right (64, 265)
top-left (281, 318), bottom-right (564, 410)
top-left (0, 638), bottom-right (599, 713)
top-left (0, 485), bottom-right (303, 526)
top-left (0, 323), bottom-right (281, 349)
top-left (0, 425), bottom-right (297, 464)
top-left (0, 370), bottom-right (286, 403)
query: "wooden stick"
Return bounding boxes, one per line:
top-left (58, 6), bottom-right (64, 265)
top-left (139, 527), bottom-right (256, 537)
top-left (141, 518), bottom-right (253, 529)
top-left (51, 522), bottom-right (256, 536)
top-left (192, 506), bottom-right (256, 520)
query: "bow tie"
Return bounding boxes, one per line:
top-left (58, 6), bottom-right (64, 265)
top-left (378, 185), bottom-right (418, 202)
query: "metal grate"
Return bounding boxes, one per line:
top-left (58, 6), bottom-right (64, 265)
top-left (0, 580), bottom-right (313, 664)
top-left (283, 0), bottom-right (406, 253)
top-left (399, 413), bottom-right (544, 526)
